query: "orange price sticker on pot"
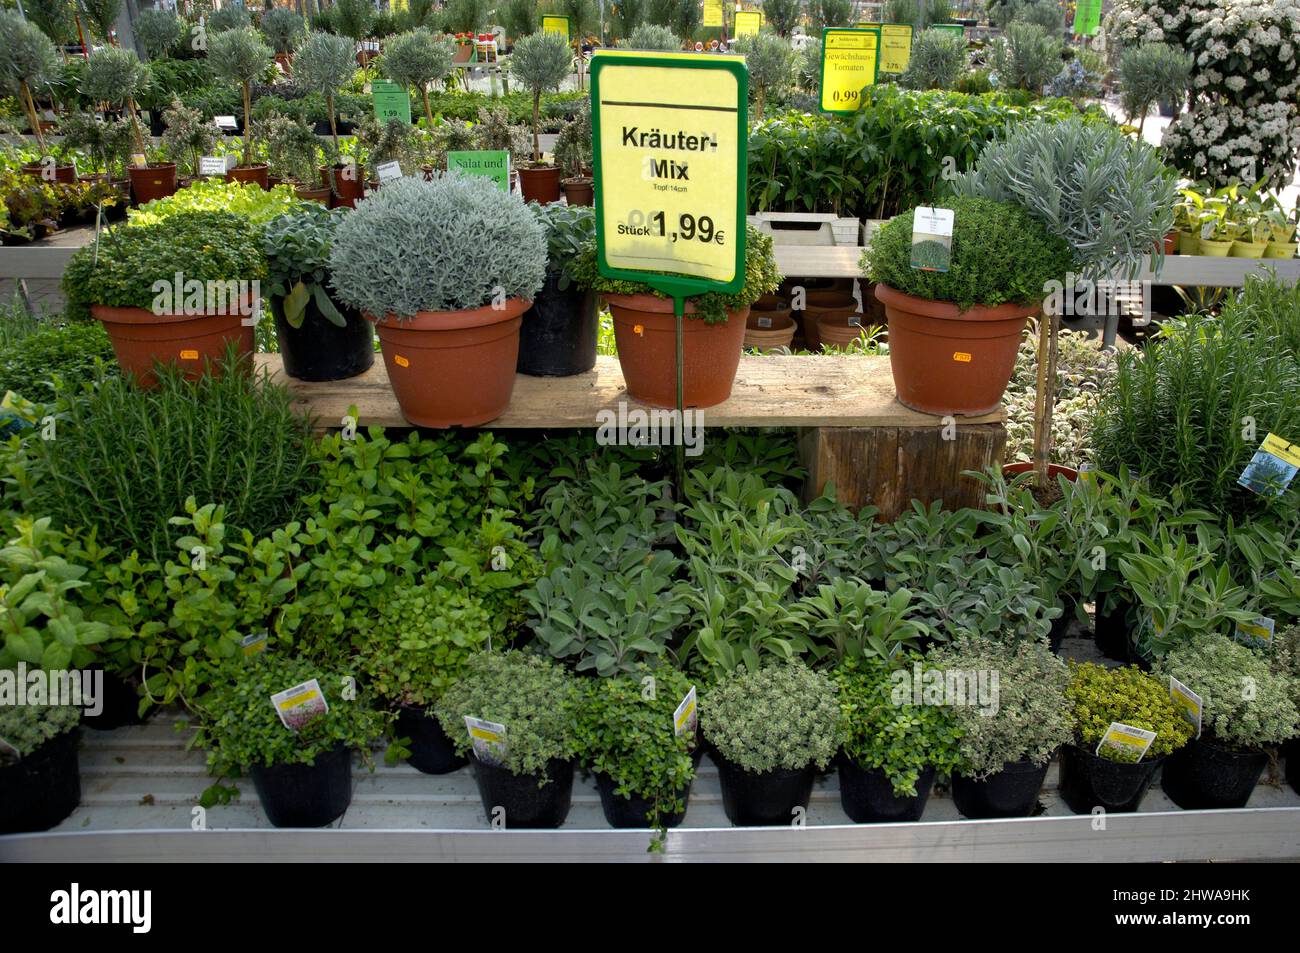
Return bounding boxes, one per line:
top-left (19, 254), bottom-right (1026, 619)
top-left (180, 349), bottom-right (199, 360)
top-left (393, 354), bottom-right (410, 368)
top-left (953, 352), bottom-right (972, 363)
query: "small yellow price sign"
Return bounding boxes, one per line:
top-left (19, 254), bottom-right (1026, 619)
top-left (703, 0), bottom-right (724, 28)
top-left (541, 14), bottom-right (571, 38)
top-left (880, 23), bottom-right (913, 73)
top-left (733, 10), bottom-right (763, 36)
top-left (819, 28), bottom-right (880, 114)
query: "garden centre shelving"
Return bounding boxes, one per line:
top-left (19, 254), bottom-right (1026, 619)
top-left (0, 714), bottom-right (1297, 863)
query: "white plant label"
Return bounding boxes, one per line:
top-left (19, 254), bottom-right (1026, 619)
top-left (673, 686), bottom-right (698, 738)
top-left (756, 316), bottom-right (772, 329)
top-left (376, 160), bottom-right (403, 183)
top-left (910, 206), bottom-right (954, 273)
top-left (241, 629), bottom-right (269, 656)
top-left (0, 735), bottom-right (19, 759)
top-left (214, 115), bottom-right (238, 129)
top-left (1238, 433), bottom-right (1300, 496)
top-left (199, 156), bottom-right (226, 176)
top-left (271, 679), bottom-right (328, 732)
top-left (465, 716), bottom-right (507, 766)
top-left (1234, 614), bottom-right (1276, 649)
top-left (1168, 676), bottom-right (1203, 738)
top-left (1096, 722), bottom-right (1156, 762)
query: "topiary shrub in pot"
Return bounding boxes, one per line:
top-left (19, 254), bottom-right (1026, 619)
top-left (573, 225), bottom-right (782, 408)
top-left (264, 204), bottom-right (374, 381)
top-left (357, 582), bottom-right (494, 774)
top-left (378, 27), bottom-right (455, 128)
top-left (207, 26), bottom-right (275, 189)
top-left (260, 7), bottom-right (307, 74)
top-left (1155, 634), bottom-right (1299, 810)
top-left (292, 31), bottom-right (364, 207)
top-left (329, 174), bottom-right (546, 426)
top-left (435, 651), bottom-right (580, 829)
top-left (258, 114), bottom-right (329, 202)
top-left (0, 698), bottom-right (82, 834)
top-left (863, 195), bottom-right (1072, 416)
top-left (702, 661), bottom-right (840, 827)
top-left (199, 656), bottom-right (388, 828)
top-left (519, 202), bottom-right (597, 376)
top-left (927, 636), bottom-right (1071, 819)
top-left (61, 211), bottom-right (267, 386)
top-left (0, 10), bottom-right (74, 183)
top-left (1060, 662), bottom-right (1193, 814)
top-left (834, 655), bottom-right (962, 823)
top-left (573, 665), bottom-right (697, 832)
top-left (511, 30), bottom-right (573, 204)
top-left (79, 46), bottom-right (175, 202)
top-left (554, 109), bottom-right (593, 206)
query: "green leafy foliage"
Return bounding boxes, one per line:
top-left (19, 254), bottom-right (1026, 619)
top-left (263, 203), bottom-right (352, 329)
top-left (0, 320), bottom-right (116, 401)
top-left (529, 202), bottom-right (594, 286)
top-left (0, 697), bottom-right (79, 763)
top-left (0, 9), bottom-right (62, 92)
top-left (900, 28), bottom-right (967, 90)
top-left (136, 7), bottom-right (186, 60)
top-left (379, 28), bottom-right (454, 124)
top-left (207, 4), bottom-right (251, 33)
top-left (796, 579), bottom-right (932, 664)
top-left (1067, 662), bottom-right (1193, 761)
top-left (127, 179), bottom-right (309, 228)
top-left (989, 22), bottom-right (1062, 92)
top-left (863, 196), bottom-right (1072, 309)
top-left (260, 7), bottom-right (307, 55)
top-left (624, 23), bottom-right (680, 50)
top-left (702, 662), bottom-right (840, 773)
top-left (731, 32), bottom-right (793, 119)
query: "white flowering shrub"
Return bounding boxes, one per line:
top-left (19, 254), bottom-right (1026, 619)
top-left (1112, 0), bottom-right (1300, 188)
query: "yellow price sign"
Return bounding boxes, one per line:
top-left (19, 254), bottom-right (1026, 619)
top-left (541, 14), bottom-right (571, 38)
top-left (703, 0), bottom-right (724, 28)
top-left (733, 10), bottom-right (763, 36)
top-left (880, 23), bottom-right (913, 73)
top-left (591, 51), bottom-right (747, 293)
top-left (820, 28), bottom-right (879, 114)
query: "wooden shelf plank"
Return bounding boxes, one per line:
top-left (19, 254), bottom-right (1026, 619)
top-left (256, 352), bottom-right (1004, 430)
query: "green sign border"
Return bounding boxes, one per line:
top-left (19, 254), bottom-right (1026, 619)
top-left (372, 78), bottom-right (412, 124)
top-left (819, 27), bottom-right (881, 115)
top-left (591, 52), bottom-right (749, 299)
top-left (541, 14), bottom-right (572, 39)
top-left (930, 23), bottom-right (965, 38)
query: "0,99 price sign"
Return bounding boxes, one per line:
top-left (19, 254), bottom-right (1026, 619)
top-left (591, 51), bottom-right (747, 293)
top-left (820, 27), bottom-right (880, 114)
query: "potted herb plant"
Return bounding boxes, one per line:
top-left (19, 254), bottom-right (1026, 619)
top-left (160, 97), bottom-right (219, 187)
top-left (295, 30), bottom-right (365, 208)
top-left (79, 46), bottom-right (179, 204)
top-left (199, 656), bottom-right (387, 828)
top-left (0, 698), bottom-right (82, 834)
top-left (834, 655), bottom-right (962, 823)
top-left (61, 211), bottom-right (266, 386)
top-left (435, 651), bottom-right (580, 829)
top-left (59, 111), bottom-right (134, 204)
top-left (863, 195), bottom-right (1073, 417)
top-left (702, 662), bottom-right (840, 827)
top-left (554, 110), bottom-right (593, 207)
top-left (1263, 196), bottom-right (1298, 260)
top-left (378, 27), bottom-right (455, 128)
top-left (207, 26), bottom-right (274, 189)
top-left (573, 666), bottom-right (697, 830)
top-left (259, 114), bottom-right (329, 202)
top-left (329, 175), bottom-right (545, 426)
top-left (0, 11), bottom-right (75, 184)
top-left (510, 30), bottom-right (572, 204)
top-left (1155, 634), bottom-right (1299, 810)
top-left (1060, 662), bottom-right (1193, 814)
top-left (260, 7), bottom-right (306, 74)
top-left (519, 202), bottom-right (598, 377)
top-left (263, 204), bottom-right (374, 381)
top-left (928, 636), bottom-right (1071, 819)
top-left (572, 225), bottom-right (781, 408)
top-left (1272, 625), bottom-right (1300, 795)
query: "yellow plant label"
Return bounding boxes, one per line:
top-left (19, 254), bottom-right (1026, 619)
top-left (820, 28), bottom-right (880, 114)
top-left (880, 24), bottom-right (913, 73)
top-left (541, 14), bottom-right (570, 38)
top-left (703, 0), bottom-right (723, 28)
top-left (733, 11), bottom-right (763, 36)
top-left (1261, 432), bottom-right (1300, 468)
top-left (1096, 721), bottom-right (1156, 761)
top-left (393, 354), bottom-right (410, 368)
top-left (179, 349), bottom-right (199, 360)
top-left (953, 351), bottom-right (972, 362)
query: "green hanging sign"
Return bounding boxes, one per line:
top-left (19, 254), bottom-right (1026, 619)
top-left (372, 79), bottom-right (412, 124)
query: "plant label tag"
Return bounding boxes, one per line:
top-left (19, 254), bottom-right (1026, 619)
top-left (673, 686), bottom-right (697, 738)
top-left (1168, 676), bottom-right (1203, 738)
top-left (0, 735), bottom-right (19, 759)
top-left (756, 316), bottom-right (772, 328)
top-left (376, 160), bottom-right (403, 183)
top-left (130, 153), bottom-right (148, 168)
top-left (271, 679), bottom-right (329, 732)
top-left (1238, 433), bottom-right (1300, 496)
top-left (1097, 722), bottom-right (1156, 762)
top-left (464, 716), bottom-right (507, 766)
top-left (199, 156), bottom-right (226, 176)
top-left (241, 629), bottom-right (269, 656)
top-left (214, 115), bottom-right (238, 130)
top-left (1234, 615), bottom-right (1276, 649)
top-left (910, 207), bottom-right (953, 273)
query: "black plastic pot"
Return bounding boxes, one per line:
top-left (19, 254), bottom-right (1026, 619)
top-left (471, 756), bottom-right (574, 829)
top-left (714, 750), bottom-right (816, 827)
top-left (395, 705), bottom-right (467, 775)
top-left (313, 119), bottom-right (356, 136)
top-left (516, 276), bottom-right (597, 377)
top-left (839, 756), bottom-right (934, 823)
top-left (273, 294), bottom-right (374, 382)
top-left (249, 745), bottom-right (353, 827)
top-left (1058, 743), bottom-right (1164, 814)
top-left (1160, 737), bottom-right (1267, 810)
top-left (594, 772), bottom-right (690, 829)
top-left (1286, 738), bottom-right (1299, 796)
top-left (951, 758), bottom-right (1049, 819)
top-left (1093, 591), bottom-right (1131, 662)
top-left (0, 727), bottom-right (81, 834)
top-left (81, 668), bottom-right (152, 730)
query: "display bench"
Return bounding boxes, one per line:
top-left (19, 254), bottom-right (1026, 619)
top-left (0, 717), bottom-right (1297, 862)
top-left (257, 353), bottom-right (1005, 521)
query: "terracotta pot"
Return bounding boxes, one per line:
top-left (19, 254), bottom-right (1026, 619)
top-left (560, 177), bottom-right (593, 206)
top-left (518, 165), bottom-right (562, 204)
top-left (605, 293), bottom-right (748, 408)
top-left (1230, 239), bottom-right (1268, 258)
top-left (1266, 241), bottom-right (1298, 259)
top-left (294, 184), bottom-right (331, 205)
top-left (744, 309), bottom-right (795, 351)
top-left (320, 164), bottom-right (365, 209)
top-left (798, 289), bottom-right (859, 352)
top-left (1198, 237), bottom-right (1233, 257)
top-left (874, 283), bottom-right (1036, 417)
top-left (1003, 462), bottom-right (1080, 482)
top-left (21, 162), bottom-right (77, 184)
top-left (817, 312), bottom-right (874, 349)
top-left (368, 297), bottom-right (529, 427)
top-left (90, 300), bottom-right (255, 388)
top-left (227, 163), bottom-right (270, 190)
top-left (127, 163), bottom-right (178, 205)
top-left (1162, 230), bottom-right (1178, 255)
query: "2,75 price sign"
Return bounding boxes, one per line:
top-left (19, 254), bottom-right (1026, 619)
top-left (592, 51), bottom-right (747, 294)
top-left (820, 28), bottom-right (880, 115)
